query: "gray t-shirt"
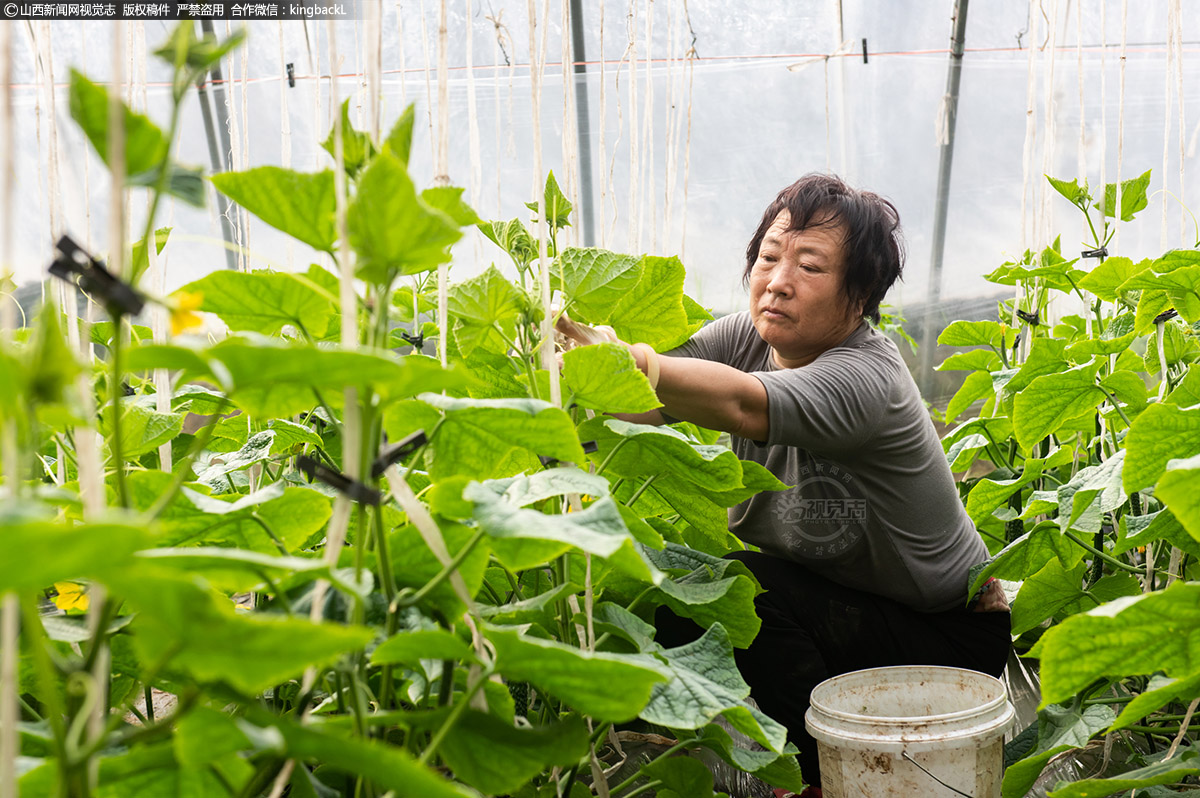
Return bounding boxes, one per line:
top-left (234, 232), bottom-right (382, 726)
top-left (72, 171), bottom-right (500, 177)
top-left (668, 311), bottom-right (987, 612)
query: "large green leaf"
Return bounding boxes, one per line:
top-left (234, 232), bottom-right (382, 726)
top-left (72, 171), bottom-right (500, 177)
top-left (175, 270), bottom-right (336, 338)
top-left (1001, 703), bottom-right (1116, 798)
top-left (485, 625), bottom-right (670, 721)
top-left (693, 724), bottom-right (807, 792)
top-left (347, 151), bottom-right (462, 280)
top-left (193, 431), bottom-right (278, 491)
top-left (643, 757), bottom-right (719, 798)
top-left (370, 629), bottom-right (474, 665)
top-left (0, 518), bottom-right (151, 593)
top-left (129, 471), bottom-right (331, 554)
top-left (1031, 582), bottom-right (1200, 705)
top-left (1158, 453), bottom-right (1200, 541)
top-left (174, 707), bottom-right (254, 769)
top-left (419, 395), bottom-right (584, 480)
top-left (938, 320), bottom-right (1012, 349)
top-left (108, 565), bottom-right (372, 694)
top-left (438, 711), bottom-right (588, 795)
top-left (211, 167), bottom-right (337, 253)
top-left (945, 369), bottom-right (994, 423)
top-left (1056, 451), bottom-right (1126, 533)
top-left (1097, 169), bottom-right (1152, 221)
top-left (390, 521), bottom-right (491, 618)
top-left (68, 70), bottom-right (167, 178)
top-left (137, 547), bottom-right (362, 596)
top-left (1079, 256), bottom-right (1152, 302)
top-left (936, 349), bottom-right (1001, 372)
top-left (1012, 361), bottom-right (1104, 449)
top-left (478, 218), bottom-right (538, 268)
top-left (963, 450), bottom-right (1070, 525)
top-left (269, 717), bottom-right (472, 797)
top-left (562, 343), bottom-right (660, 413)
top-left (383, 104), bottom-right (416, 165)
top-left (111, 402), bottom-right (184, 459)
top-left (609, 255), bottom-right (694, 350)
top-left (553, 248), bottom-right (643, 322)
top-left (643, 543), bottom-right (762, 648)
top-left (1010, 561), bottom-right (1139, 635)
top-left (1121, 265), bottom-right (1200, 325)
top-left (447, 266), bottom-right (523, 357)
top-left (1123, 402), bottom-right (1200, 492)
top-left (1112, 672), bottom-right (1200, 732)
top-left (969, 521), bottom-right (1084, 596)
top-left (640, 624), bottom-right (788, 753)
top-left (1047, 749), bottom-right (1200, 798)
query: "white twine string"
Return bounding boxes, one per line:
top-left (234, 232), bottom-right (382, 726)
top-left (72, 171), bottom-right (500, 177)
top-left (1173, 0), bottom-right (1185, 246)
top-left (1019, 0), bottom-right (1038, 254)
top-left (680, 0), bottom-right (695, 264)
top-left (1114, 0), bottom-right (1129, 253)
top-left (279, 22), bottom-right (294, 270)
top-left (1037, 0), bottom-right (1060, 250)
top-left (436, 0), bottom-right (450, 368)
top-left (642, 0), bottom-right (655, 253)
top-left (626, 0), bottom-right (639, 253)
top-left (419, 0), bottom-right (437, 169)
top-left (395, 1), bottom-right (407, 105)
top-left (560, 0), bottom-right (578, 249)
top-left (465, 0), bottom-right (483, 225)
top-left (1162, 0), bottom-right (1175, 250)
top-left (598, 0), bottom-right (608, 247)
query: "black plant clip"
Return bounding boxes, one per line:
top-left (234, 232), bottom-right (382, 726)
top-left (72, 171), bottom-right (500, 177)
top-left (297, 454), bottom-right (383, 506)
top-left (49, 235), bottom-right (145, 318)
top-left (1081, 245), bottom-right (1108, 259)
top-left (398, 331), bottom-right (424, 349)
top-left (1154, 308), bottom-right (1179, 324)
top-left (286, 63), bottom-right (295, 88)
top-left (371, 429), bottom-right (428, 478)
top-left (1016, 309), bottom-right (1040, 326)
top-left (539, 440), bottom-right (599, 468)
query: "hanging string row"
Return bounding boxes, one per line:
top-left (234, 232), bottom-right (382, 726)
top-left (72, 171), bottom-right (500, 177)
top-left (1114, 0), bottom-right (1129, 254)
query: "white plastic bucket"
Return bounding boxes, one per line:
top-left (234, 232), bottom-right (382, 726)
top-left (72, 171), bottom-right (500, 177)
top-left (804, 666), bottom-right (1015, 797)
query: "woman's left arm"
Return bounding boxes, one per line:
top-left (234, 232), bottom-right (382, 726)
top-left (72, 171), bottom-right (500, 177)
top-left (630, 348), bottom-right (770, 441)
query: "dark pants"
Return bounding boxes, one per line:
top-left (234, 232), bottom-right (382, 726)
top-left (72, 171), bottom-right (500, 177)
top-left (655, 550), bottom-right (1012, 787)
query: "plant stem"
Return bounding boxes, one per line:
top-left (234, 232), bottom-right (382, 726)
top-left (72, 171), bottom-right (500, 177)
top-left (395, 529), bottom-right (487, 609)
top-left (418, 667), bottom-right (494, 766)
top-left (595, 438), bottom-right (631, 476)
top-left (618, 781), bottom-right (663, 798)
top-left (626, 475), bottom-right (657, 507)
top-left (108, 320), bottom-right (130, 508)
top-left (1064, 530), bottom-right (1143, 574)
top-left (144, 398), bottom-right (230, 520)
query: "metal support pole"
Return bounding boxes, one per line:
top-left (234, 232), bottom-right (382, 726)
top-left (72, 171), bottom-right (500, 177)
top-left (920, 0), bottom-right (970, 394)
top-left (195, 70), bottom-right (239, 271)
top-left (569, 0), bottom-right (596, 246)
top-left (200, 20), bottom-right (242, 269)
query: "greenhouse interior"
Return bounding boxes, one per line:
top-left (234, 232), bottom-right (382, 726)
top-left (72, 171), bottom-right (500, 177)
top-left (4, 1), bottom-right (1200, 796)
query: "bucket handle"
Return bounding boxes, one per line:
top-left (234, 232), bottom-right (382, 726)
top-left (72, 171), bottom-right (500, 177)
top-left (900, 751), bottom-right (975, 798)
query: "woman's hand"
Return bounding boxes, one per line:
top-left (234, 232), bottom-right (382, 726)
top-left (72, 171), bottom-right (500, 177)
top-left (554, 312), bottom-right (621, 350)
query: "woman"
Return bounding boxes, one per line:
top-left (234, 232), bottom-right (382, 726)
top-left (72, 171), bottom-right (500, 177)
top-left (557, 174), bottom-right (1010, 794)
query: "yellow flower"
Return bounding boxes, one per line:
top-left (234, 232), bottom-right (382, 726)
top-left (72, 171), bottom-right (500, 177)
top-left (170, 290), bottom-right (205, 336)
top-left (53, 581), bottom-right (89, 614)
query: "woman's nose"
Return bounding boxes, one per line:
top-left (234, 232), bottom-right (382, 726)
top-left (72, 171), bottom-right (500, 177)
top-left (766, 269), bottom-right (792, 297)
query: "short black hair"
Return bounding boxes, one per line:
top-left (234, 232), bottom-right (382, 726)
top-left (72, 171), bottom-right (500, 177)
top-left (743, 174), bottom-right (904, 324)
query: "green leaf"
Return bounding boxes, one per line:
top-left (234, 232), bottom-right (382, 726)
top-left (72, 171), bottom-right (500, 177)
top-left (938, 320), bottom-right (1010, 348)
top-left (1013, 361), bottom-right (1105, 449)
top-left (155, 22), bottom-right (246, 74)
top-left (113, 403), bottom-right (184, 459)
top-left (945, 369), bottom-right (994, 423)
top-left (936, 349), bottom-right (1000, 372)
top-left (1121, 265), bottom-right (1200, 324)
top-left (24, 302), bottom-right (84, 410)
top-left (478, 219), bottom-right (538, 267)
top-left (641, 624), bottom-right (788, 753)
top-left (562, 343), bottom-right (660, 413)
top-left (108, 565), bottom-right (373, 694)
top-left (446, 266), bottom-right (523, 357)
top-left (390, 522), bottom-right (490, 619)
top-left (1046, 175), bottom-right (1092, 209)
top-left (1165, 365), bottom-right (1200, 407)
top-left (643, 757), bottom-right (718, 798)
top-left (1079, 256), bottom-right (1152, 302)
top-left (963, 451), bottom-right (1068, 526)
top-left (1159, 453), bottom-right (1200, 541)
top-left (129, 471), bottom-right (331, 554)
top-left (211, 168), bottom-right (337, 253)
top-left (320, 99), bottom-right (376, 177)
top-left (694, 723), bottom-right (807, 793)
top-left (136, 547), bottom-right (362, 596)
top-left (193, 431), bottom-right (277, 490)
top-left (129, 226), bottom-right (172, 284)
top-left (383, 104), bottom-right (416, 165)
top-left (267, 419), bottom-right (322, 452)
top-left (1135, 289), bottom-right (1174, 334)
top-left (1001, 703), bottom-right (1116, 798)
top-left (969, 521), bottom-right (1084, 597)
top-left (553, 248), bottom-right (642, 322)
top-left (1115, 509), bottom-right (1200, 560)
top-left (0, 519), bottom-right (151, 593)
top-left (419, 395), bottom-right (584, 481)
top-left (608, 255), bottom-right (694, 350)
top-left (370, 629), bottom-right (474, 665)
top-left (1056, 451), bottom-right (1126, 534)
top-left (1124, 402), bottom-right (1200, 492)
top-left (1047, 749), bottom-right (1200, 798)
top-left (422, 186), bottom-right (482, 226)
top-left (1011, 561), bottom-right (1139, 635)
top-left (643, 543), bottom-right (762, 648)
top-left (1098, 169), bottom-right (1153, 221)
top-left (1031, 582), bottom-right (1200, 705)
top-left (524, 171), bottom-right (572, 230)
top-left (269, 717), bottom-right (472, 798)
top-left (1112, 672), bottom-right (1200, 731)
top-left (438, 711), bottom-right (588, 795)
top-left (175, 270), bottom-right (336, 338)
top-left (68, 69), bottom-right (167, 178)
top-left (347, 151), bottom-right (462, 280)
top-left (485, 625), bottom-right (670, 721)
top-left (174, 707), bottom-right (253, 769)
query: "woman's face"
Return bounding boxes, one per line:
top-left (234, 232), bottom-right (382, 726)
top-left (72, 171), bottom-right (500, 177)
top-left (748, 211), bottom-right (863, 369)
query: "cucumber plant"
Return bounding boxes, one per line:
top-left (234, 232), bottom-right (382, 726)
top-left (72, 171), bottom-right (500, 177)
top-left (1, 22), bottom-right (807, 798)
top-left (940, 171), bottom-right (1200, 795)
